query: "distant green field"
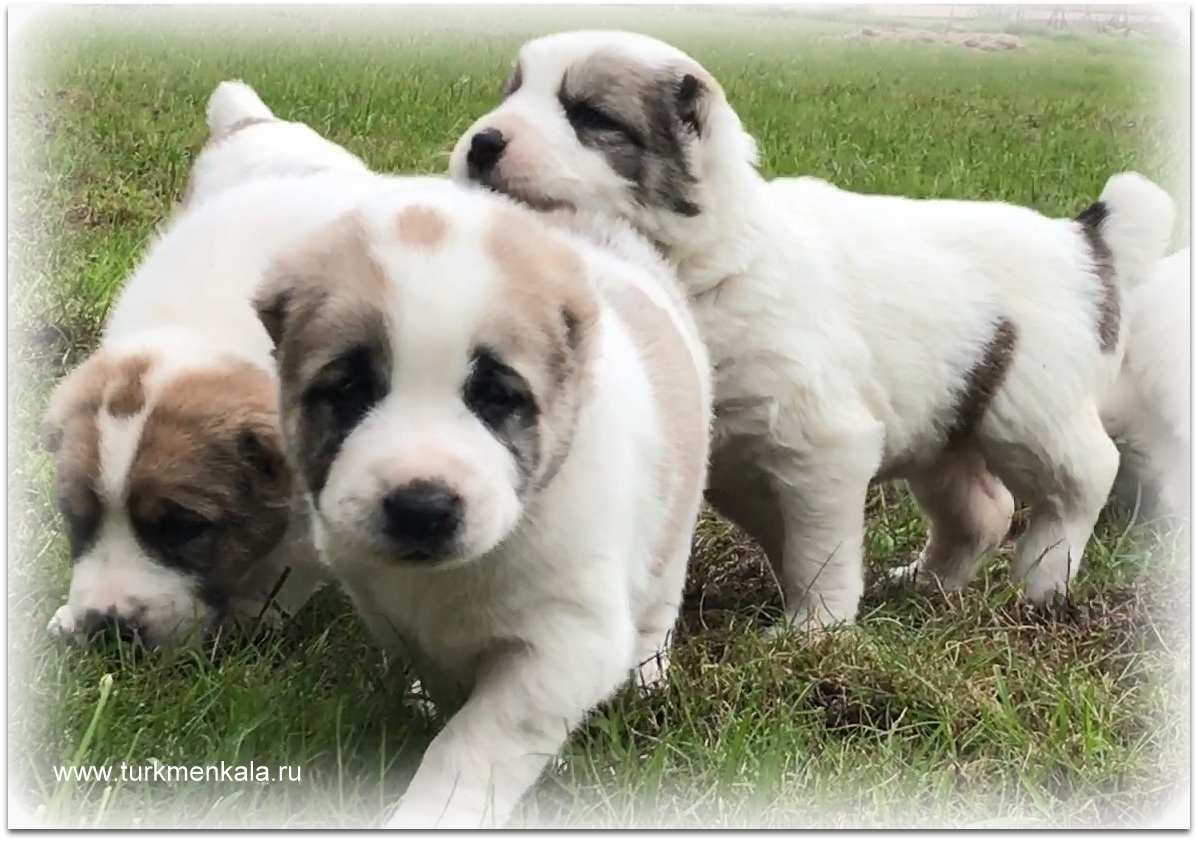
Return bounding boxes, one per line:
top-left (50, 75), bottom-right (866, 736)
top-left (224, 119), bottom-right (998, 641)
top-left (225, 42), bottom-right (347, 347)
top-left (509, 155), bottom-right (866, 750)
top-left (8, 6), bottom-right (1189, 829)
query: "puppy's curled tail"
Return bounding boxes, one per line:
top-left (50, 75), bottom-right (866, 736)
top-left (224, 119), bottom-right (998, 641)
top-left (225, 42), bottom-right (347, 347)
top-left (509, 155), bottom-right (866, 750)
top-left (1076, 172), bottom-right (1175, 287)
top-left (206, 80), bottom-right (274, 136)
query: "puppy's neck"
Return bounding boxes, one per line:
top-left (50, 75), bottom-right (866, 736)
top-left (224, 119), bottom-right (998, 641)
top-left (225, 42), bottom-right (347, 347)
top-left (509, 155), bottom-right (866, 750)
top-left (656, 155), bottom-right (771, 299)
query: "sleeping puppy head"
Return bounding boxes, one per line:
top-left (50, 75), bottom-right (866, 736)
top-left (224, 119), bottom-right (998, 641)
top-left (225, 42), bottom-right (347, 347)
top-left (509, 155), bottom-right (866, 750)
top-left (254, 180), bottom-right (599, 570)
top-left (448, 30), bottom-right (757, 244)
top-left (43, 345), bottom-right (293, 647)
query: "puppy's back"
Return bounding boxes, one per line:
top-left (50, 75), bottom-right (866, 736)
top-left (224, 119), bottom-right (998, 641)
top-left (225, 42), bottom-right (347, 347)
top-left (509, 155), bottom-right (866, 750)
top-left (182, 80), bottom-right (370, 212)
top-left (105, 171), bottom-right (382, 365)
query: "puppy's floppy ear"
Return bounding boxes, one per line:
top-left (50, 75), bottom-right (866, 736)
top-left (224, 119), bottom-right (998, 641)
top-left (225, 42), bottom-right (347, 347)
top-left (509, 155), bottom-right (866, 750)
top-left (673, 69), bottom-right (714, 137)
top-left (41, 420), bottom-right (64, 454)
top-left (40, 352), bottom-right (112, 454)
top-left (253, 269), bottom-right (296, 350)
top-left (237, 419), bottom-right (291, 494)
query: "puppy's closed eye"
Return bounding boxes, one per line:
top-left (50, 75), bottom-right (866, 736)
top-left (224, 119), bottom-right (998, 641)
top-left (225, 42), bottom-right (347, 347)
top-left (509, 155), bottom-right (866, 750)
top-left (563, 100), bottom-right (638, 145)
top-left (155, 501), bottom-right (216, 548)
top-left (130, 499), bottom-right (219, 570)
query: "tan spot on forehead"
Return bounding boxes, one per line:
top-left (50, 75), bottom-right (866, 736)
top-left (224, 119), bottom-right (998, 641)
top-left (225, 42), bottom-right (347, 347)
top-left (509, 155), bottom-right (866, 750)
top-left (395, 204), bottom-right (447, 249)
top-left (104, 353), bottom-right (152, 418)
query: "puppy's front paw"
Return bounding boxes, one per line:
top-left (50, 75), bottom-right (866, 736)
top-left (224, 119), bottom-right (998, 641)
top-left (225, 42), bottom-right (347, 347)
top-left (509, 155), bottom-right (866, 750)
top-left (47, 605), bottom-right (77, 639)
top-left (765, 607), bottom-right (852, 640)
top-left (884, 559), bottom-right (922, 585)
top-left (632, 651), bottom-right (670, 691)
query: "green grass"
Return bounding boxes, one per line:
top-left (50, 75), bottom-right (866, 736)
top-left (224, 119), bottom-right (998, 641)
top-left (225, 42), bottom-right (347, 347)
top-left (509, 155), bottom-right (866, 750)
top-left (8, 5), bottom-right (1190, 829)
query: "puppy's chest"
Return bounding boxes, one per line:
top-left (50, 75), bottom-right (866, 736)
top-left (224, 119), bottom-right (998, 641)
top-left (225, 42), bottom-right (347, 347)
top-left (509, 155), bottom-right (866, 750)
top-left (340, 558), bottom-right (554, 692)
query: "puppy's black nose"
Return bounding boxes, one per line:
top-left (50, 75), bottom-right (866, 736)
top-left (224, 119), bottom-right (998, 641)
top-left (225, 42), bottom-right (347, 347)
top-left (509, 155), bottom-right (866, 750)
top-left (466, 128), bottom-right (508, 179)
top-left (79, 609), bottom-right (145, 644)
top-left (380, 479), bottom-right (463, 560)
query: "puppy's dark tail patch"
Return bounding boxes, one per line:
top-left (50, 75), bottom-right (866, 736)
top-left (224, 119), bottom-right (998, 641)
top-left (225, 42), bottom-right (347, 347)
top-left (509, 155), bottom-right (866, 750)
top-left (1078, 172), bottom-right (1175, 289)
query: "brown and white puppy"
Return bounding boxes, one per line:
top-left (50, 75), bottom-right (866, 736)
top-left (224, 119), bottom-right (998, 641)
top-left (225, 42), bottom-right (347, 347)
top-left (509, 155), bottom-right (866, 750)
top-left (42, 81), bottom-right (370, 647)
top-left (254, 175), bottom-right (712, 828)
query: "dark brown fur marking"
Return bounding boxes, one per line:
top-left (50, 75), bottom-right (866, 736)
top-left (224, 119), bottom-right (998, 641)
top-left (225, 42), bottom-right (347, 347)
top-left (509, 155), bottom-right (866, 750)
top-left (948, 318), bottom-right (1018, 443)
top-left (1075, 200), bottom-right (1120, 353)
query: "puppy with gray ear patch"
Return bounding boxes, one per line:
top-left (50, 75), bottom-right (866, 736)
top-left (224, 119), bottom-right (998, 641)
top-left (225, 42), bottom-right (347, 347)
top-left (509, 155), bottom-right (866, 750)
top-left (254, 175), bottom-right (712, 828)
top-left (452, 30), bottom-right (1176, 629)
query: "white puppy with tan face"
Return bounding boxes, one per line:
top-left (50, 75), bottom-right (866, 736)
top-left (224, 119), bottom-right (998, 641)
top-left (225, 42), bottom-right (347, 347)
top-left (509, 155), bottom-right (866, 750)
top-left (451, 30), bottom-right (1176, 628)
top-left (254, 176), bottom-right (712, 828)
top-left (43, 81), bottom-right (362, 647)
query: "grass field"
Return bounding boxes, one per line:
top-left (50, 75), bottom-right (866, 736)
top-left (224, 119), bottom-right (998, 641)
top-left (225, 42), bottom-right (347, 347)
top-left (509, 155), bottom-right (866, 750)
top-left (8, 5), bottom-right (1191, 829)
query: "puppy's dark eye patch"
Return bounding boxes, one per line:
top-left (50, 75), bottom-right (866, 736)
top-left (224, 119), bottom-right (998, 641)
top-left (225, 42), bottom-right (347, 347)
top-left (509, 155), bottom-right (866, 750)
top-left (303, 345), bottom-right (387, 431)
top-left (561, 98), bottom-right (640, 146)
top-left (151, 501), bottom-right (215, 549)
top-left (130, 498), bottom-right (220, 573)
top-left (463, 348), bottom-right (536, 432)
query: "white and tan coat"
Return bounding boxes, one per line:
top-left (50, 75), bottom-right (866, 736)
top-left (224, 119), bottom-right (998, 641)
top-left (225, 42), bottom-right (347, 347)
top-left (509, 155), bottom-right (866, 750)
top-left (254, 175), bottom-right (713, 829)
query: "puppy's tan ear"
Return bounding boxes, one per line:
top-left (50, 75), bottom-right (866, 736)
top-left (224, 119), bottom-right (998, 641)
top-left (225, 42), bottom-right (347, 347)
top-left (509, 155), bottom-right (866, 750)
top-left (253, 270), bottom-right (296, 350)
top-left (41, 420), bottom-right (64, 453)
top-left (41, 352), bottom-right (111, 453)
top-left (237, 418), bottom-right (291, 496)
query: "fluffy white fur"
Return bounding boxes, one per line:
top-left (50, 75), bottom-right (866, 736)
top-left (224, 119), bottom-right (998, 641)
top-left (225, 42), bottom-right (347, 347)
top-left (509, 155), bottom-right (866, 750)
top-left (255, 176), bottom-right (712, 828)
top-left (46, 81), bottom-right (372, 645)
top-left (450, 30), bottom-right (1177, 627)
top-left (1104, 248), bottom-right (1191, 520)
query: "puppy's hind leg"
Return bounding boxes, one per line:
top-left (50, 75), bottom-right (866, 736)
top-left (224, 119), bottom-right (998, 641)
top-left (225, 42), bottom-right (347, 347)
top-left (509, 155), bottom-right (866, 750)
top-left (991, 413), bottom-right (1120, 602)
top-left (892, 442), bottom-right (1015, 590)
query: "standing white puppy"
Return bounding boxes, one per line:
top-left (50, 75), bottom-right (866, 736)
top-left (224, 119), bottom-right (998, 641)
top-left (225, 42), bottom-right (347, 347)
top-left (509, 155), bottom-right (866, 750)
top-left (254, 176), bottom-right (712, 827)
top-left (450, 30), bottom-right (1176, 627)
top-left (1104, 248), bottom-right (1191, 520)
